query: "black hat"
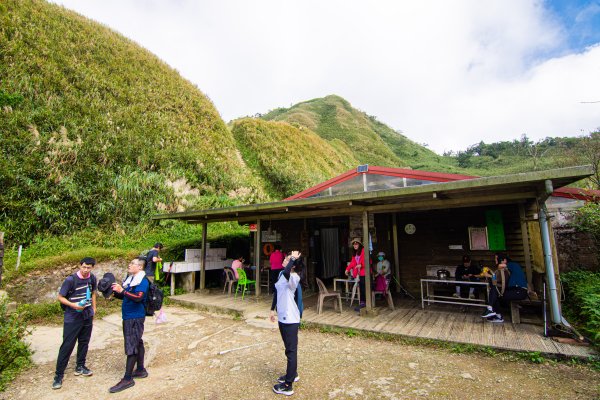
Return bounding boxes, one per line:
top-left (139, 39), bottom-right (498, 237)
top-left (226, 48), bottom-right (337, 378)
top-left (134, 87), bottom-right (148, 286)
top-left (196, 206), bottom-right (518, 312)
top-left (97, 272), bottom-right (116, 299)
top-left (154, 242), bottom-right (164, 249)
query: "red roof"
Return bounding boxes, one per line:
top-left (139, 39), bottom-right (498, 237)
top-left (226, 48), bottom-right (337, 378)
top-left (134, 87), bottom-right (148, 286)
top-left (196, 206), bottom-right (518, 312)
top-left (285, 166), bottom-right (599, 202)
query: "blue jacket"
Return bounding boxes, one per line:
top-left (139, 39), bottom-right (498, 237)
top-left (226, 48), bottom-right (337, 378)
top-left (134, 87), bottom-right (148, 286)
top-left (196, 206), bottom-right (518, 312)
top-left (507, 261), bottom-right (527, 289)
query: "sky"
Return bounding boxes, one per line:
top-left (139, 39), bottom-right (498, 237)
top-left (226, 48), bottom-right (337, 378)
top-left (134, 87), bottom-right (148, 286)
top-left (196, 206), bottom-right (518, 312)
top-left (51, 0), bottom-right (600, 154)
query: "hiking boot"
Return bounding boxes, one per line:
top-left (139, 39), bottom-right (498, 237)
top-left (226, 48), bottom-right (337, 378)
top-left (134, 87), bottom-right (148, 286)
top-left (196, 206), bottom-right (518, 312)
top-left (52, 376), bottom-right (62, 390)
top-left (273, 382), bottom-right (294, 396)
top-left (488, 314), bottom-right (504, 323)
top-left (74, 365), bottom-right (93, 376)
top-left (480, 308), bottom-right (496, 318)
top-left (109, 378), bottom-right (135, 393)
top-left (132, 369), bottom-right (148, 379)
top-left (277, 374), bottom-right (299, 383)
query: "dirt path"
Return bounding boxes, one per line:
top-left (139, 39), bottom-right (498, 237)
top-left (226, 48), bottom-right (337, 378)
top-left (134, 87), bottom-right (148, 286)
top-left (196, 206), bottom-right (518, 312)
top-left (2, 306), bottom-right (598, 400)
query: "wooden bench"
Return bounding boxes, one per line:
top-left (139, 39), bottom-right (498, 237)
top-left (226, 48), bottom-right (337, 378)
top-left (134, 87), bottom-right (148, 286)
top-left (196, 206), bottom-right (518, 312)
top-left (510, 298), bottom-right (543, 324)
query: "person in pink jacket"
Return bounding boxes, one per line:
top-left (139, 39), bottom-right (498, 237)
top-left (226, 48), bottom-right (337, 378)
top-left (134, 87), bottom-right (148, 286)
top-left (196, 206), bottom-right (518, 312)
top-left (345, 238), bottom-right (366, 310)
top-left (269, 244), bottom-right (284, 292)
top-left (231, 256), bottom-right (245, 279)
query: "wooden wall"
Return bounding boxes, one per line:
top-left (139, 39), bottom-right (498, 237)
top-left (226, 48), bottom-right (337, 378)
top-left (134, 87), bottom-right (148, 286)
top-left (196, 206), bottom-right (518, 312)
top-left (390, 203), bottom-right (526, 295)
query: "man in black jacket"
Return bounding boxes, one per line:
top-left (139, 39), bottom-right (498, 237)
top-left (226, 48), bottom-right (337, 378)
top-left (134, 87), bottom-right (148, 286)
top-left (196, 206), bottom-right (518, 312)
top-left (52, 257), bottom-right (97, 390)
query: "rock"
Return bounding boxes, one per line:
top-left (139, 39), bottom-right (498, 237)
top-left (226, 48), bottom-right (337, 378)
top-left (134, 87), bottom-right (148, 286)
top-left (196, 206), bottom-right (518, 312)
top-left (408, 362), bottom-right (418, 369)
top-left (460, 372), bottom-right (475, 380)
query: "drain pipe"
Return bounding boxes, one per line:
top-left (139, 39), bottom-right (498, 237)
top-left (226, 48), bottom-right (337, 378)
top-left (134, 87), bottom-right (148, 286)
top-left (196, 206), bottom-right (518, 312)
top-left (538, 179), bottom-right (561, 325)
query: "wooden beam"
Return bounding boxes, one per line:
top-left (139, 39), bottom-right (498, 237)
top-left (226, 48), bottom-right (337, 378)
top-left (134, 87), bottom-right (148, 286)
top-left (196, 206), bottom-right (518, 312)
top-left (200, 223), bottom-right (207, 291)
top-left (392, 213), bottom-right (401, 294)
top-left (254, 219), bottom-right (261, 296)
top-left (363, 211), bottom-right (372, 310)
top-left (518, 204), bottom-right (533, 285)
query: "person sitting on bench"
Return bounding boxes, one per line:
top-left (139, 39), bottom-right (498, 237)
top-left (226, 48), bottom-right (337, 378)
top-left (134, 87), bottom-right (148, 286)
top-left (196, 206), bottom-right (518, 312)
top-left (481, 253), bottom-right (528, 323)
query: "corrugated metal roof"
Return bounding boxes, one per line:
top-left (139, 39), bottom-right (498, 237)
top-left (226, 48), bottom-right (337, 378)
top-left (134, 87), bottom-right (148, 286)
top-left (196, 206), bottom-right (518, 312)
top-left (152, 165), bottom-right (593, 224)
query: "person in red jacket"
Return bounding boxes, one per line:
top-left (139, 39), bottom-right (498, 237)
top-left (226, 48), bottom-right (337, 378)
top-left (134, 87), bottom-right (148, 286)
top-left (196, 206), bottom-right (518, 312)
top-left (345, 238), bottom-right (366, 311)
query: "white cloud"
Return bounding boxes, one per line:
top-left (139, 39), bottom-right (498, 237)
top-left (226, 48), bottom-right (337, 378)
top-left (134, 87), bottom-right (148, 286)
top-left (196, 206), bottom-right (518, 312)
top-left (51, 0), bottom-right (600, 153)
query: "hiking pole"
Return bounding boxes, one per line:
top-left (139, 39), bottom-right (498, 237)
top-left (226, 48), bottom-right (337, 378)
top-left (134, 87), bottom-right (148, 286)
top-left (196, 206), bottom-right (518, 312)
top-left (543, 281), bottom-right (547, 337)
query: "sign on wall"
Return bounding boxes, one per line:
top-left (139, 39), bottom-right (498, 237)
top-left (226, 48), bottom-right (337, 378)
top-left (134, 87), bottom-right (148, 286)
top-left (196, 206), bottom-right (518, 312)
top-left (468, 227), bottom-right (489, 250)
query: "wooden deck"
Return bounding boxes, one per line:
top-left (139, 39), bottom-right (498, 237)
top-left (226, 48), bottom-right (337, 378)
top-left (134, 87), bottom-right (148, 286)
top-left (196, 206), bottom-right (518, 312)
top-left (169, 291), bottom-right (595, 359)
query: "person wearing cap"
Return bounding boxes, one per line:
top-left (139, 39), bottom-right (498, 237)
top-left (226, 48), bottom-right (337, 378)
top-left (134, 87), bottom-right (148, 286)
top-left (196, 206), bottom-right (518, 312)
top-left (270, 250), bottom-right (303, 396)
top-left (109, 257), bottom-right (150, 393)
top-left (145, 243), bottom-right (163, 282)
top-left (453, 255), bottom-right (481, 299)
top-left (345, 238), bottom-right (366, 310)
top-left (52, 257), bottom-right (97, 390)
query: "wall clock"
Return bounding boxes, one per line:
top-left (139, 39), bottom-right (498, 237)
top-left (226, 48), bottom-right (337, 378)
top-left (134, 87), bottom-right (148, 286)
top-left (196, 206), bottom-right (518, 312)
top-left (404, 223), bottom-right (416, 235)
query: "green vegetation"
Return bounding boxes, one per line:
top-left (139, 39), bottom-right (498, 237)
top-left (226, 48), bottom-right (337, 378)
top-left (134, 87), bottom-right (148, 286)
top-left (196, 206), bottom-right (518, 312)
top-left (0, 297), bottom-right (32, 391)
top-left (561, 270), bottom-right (600, 343)
top-left (1, 220), bottom-right (246, 284)
top-left (231, 118), bottom-right (358, 197)
top-left (262, 95), bottom-right (412, 168)
top-left (0, 0), bottom-right (264, 244)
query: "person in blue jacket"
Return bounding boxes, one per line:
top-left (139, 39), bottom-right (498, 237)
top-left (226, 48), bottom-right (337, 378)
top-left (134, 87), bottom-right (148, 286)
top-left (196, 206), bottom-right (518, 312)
top-left (109, 258), bottom-right (149, 393)
top-left (481, 253), bottom-right (528, 323)
top-left (270, 250), bottom-right (303, 396)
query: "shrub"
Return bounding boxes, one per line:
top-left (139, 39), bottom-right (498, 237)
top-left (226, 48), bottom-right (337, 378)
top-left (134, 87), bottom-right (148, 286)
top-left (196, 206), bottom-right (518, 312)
top-left (0, 297), bottom-right (32, 392)
top-left (561, 270), bottom-right (600, 343)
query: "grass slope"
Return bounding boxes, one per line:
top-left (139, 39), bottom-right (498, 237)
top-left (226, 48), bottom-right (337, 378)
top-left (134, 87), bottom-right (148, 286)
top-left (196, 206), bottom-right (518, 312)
top-left (231, 118), bottom-right (358, 198)
top-left (262, 95), bottom-right (456, 171)
top-left (0, 0), bottom-right (264, 243)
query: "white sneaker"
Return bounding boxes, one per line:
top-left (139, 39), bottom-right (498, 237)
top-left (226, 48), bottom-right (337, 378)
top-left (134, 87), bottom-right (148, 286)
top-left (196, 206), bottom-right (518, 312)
top-left (452, 293), bottom-right (461, 298)
top-left (469, 293), bottom-right (476, 299)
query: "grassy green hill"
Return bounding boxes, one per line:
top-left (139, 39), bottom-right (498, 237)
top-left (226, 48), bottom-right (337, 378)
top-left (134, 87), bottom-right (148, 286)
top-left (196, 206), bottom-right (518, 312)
top-left (231, 118), bottom-right (358, 198)
top-left (261, 95), bottom-right (450, 170)
top-left (0, 0), bottom-right (265, 243)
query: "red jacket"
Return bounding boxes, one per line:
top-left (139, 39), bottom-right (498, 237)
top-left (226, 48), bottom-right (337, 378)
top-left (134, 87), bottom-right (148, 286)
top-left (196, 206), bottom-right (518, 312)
top-left (346, 248), bottom-right (365, 277)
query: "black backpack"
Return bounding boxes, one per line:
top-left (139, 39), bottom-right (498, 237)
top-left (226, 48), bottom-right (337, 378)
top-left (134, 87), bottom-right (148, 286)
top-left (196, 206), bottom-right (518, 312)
top-left (144, 277), bottom-right (163, 316)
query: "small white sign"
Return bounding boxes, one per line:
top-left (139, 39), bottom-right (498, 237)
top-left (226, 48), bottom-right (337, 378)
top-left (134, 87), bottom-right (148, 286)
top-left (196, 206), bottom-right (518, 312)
top-left (448, 245), bottom-right (463, 250)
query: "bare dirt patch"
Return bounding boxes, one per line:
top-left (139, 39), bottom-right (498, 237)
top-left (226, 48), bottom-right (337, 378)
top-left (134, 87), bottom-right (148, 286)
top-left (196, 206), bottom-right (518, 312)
top-left (1, 306), bottom-right (598, 400)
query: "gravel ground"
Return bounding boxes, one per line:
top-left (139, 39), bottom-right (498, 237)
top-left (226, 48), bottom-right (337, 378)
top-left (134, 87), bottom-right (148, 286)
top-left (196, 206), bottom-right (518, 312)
top-left (2, 306), bottom-right (598, 400)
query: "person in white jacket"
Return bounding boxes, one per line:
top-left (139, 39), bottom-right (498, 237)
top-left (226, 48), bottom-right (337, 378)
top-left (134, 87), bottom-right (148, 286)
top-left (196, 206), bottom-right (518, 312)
top-left (270, 250), bottom-right (303, 396)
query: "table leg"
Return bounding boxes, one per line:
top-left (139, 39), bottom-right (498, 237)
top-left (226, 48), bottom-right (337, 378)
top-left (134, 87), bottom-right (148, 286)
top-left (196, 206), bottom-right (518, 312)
top-left (170, 273), bottom-right (175, 296)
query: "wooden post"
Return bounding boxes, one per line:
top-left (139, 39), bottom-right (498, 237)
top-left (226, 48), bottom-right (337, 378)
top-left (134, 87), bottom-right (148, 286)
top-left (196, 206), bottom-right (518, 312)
top-left (518, 204), bottom-right (533, 285)
top-left (200, 223), bottom-right (207, 291)
top-left (362, 211), bottom-right (372, 310)
top-left (392, 214), bottom-right (401, 293)
top-left (254, 219), bottom-right (261, 296)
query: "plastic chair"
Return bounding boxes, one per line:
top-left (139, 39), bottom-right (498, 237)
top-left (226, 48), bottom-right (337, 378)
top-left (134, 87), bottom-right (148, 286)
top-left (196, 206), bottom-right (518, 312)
top-left (315, 278), bottom-right (342, 314)
top-left (223, 268), bottom-right (237, 295)
top-left (234, 268), bottom-right (256, 300)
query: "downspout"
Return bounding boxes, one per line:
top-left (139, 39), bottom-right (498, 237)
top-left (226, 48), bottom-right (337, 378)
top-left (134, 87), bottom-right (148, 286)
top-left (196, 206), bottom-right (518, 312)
top-left (538, 179), bottom-right (561, 325)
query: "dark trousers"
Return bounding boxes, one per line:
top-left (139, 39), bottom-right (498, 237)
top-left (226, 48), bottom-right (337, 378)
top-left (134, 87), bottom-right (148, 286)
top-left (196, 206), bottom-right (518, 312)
top-left (488, 287), bottom-right (528, 313)
top-left (55, 318), bottom-right (93, 378)
top-left (278, 322), bottom-right (299, 385)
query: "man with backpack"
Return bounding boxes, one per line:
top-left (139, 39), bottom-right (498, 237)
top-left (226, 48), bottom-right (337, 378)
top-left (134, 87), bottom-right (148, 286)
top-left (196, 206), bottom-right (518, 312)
top-left (144, 242), bottom-right (163, 282)
top-left (109, 257), bottom-right (150, 393)
top-left (52, 257), bottom-right (97, 390)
